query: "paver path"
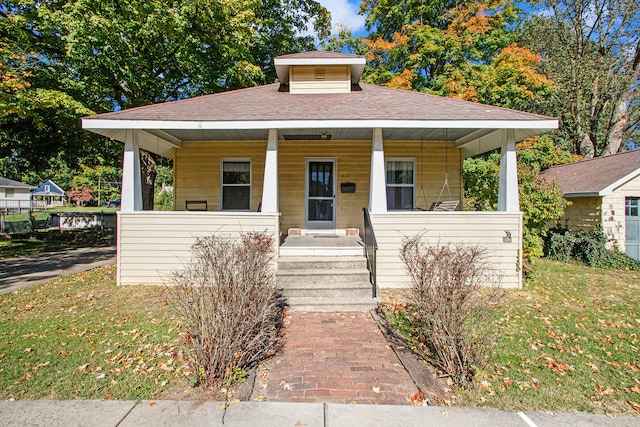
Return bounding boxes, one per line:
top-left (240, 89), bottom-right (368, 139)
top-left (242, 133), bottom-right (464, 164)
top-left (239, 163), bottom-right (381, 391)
top-left (254, 311), bottom-right (419, 405)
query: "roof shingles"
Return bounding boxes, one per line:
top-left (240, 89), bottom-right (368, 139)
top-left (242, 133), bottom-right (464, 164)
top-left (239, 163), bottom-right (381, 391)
top-left (540, 150), bottom-right (640, 195)
top-left (84, 83), bottom-right (553, 123)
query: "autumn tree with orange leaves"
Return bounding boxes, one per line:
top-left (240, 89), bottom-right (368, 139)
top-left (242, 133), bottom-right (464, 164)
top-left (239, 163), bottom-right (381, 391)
top-left (326, 0), bottom-right (554, 111)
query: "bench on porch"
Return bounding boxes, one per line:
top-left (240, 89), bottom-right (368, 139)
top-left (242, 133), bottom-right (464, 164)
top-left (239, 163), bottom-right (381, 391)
top-left (185, 200), bottom-right (208, 211)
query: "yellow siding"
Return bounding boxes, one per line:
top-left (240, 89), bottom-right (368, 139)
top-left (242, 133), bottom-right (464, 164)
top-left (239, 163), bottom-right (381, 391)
top-left (278, 140), bottom-right (371, 233)
top-left (290, 65), bottom-right (351, 94)
top-left (384, 141), bottom-right (463, 211)
top-left (117, 212), bottom-right (279, 285)
top-left (174, 139), bottom-right (461, 236)
top-left (562, 197), bottom-right (602, 231)
top-left (174, 141), bottom-right (266, 212)
top-left (370, 212), bottom-right (523, 288)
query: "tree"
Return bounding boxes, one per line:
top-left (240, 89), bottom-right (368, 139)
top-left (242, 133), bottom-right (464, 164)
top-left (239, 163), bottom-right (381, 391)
top-left (1, 0), bottom-right (330, 208)
top-left (464, 136), bottom-right (579, 257)
top-left (327, 0), bottom-right (554, 111)
top-left (520, 0), bottom-right (640, 157)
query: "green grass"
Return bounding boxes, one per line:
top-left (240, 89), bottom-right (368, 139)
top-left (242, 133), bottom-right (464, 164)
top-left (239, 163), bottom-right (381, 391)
top-left (0, 229), bottom-right (115, 260)
top-left (387, 258), bottom-right (640, 415)
top-left (0, 266), bottom-right (189, 400)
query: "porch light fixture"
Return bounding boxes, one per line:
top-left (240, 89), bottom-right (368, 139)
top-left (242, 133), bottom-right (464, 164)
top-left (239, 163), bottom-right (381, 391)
top-left (282, 133), bottom-right (332, 140)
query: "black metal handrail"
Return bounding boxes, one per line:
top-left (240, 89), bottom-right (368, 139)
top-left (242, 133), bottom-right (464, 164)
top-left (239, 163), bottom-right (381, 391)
top-left (363, 208), bottom-right (378, 298)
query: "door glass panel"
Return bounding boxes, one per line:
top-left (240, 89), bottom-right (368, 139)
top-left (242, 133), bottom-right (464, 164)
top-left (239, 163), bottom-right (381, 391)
top-left (309, 162), bottom-right (333, 197)
top-left (308, 199), bottom-right (333, 221)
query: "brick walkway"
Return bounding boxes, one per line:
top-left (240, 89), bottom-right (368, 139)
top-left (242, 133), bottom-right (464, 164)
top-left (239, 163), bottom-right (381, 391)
top-left (253, 311), bottom-right (419, 405)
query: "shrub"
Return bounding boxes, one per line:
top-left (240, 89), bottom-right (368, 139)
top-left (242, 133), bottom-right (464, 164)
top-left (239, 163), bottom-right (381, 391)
top-left (399, 235), bottom-right (505, 386)
top-left (166, 232), bottom-right (284, 387)
top-left (545, 228), bottom-right (640, 270)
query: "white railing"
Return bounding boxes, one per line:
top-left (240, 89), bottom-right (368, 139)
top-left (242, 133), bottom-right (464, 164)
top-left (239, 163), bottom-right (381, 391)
top-left (370, 211), bottom-right (523, 288)
top-left (116, 211), bottom-right (280, 285)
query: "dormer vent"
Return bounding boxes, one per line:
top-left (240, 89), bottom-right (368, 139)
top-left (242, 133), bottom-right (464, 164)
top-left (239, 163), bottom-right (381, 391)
top-left (273, 51), bottom-right (366, 95)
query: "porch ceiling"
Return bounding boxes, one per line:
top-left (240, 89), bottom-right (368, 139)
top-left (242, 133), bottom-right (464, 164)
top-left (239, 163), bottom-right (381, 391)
top-left (87, 125), bottom-right (552, 159)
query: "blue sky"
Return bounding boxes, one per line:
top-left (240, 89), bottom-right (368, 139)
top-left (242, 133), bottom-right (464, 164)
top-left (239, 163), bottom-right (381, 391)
top-left (316, 0), bottom-right (367, 36)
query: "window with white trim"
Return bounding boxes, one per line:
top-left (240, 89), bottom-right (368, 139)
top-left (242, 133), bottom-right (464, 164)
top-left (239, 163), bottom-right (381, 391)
top-left (5, 188), bottom-right (14, 198)
top-left (626, 198), bottom-right (639, 217)
top-left (44, 185), bottom-right (51, 193)
top-left (386, 159), bottom-right (415, 210)
top-left (221, 160), bottom-right (251, 211)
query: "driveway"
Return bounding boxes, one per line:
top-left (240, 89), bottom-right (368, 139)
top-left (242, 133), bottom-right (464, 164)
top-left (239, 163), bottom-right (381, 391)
top-left (0, 246), bottom-right (116, 294)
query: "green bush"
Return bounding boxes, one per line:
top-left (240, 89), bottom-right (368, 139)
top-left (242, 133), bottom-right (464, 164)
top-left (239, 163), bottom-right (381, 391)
top-left (545, 228), bottom-right (640, 270)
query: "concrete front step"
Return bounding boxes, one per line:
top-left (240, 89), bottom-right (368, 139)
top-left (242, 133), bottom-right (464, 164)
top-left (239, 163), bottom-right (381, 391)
top-left (279, 246), bottom-right (364, 257)
top-left (285, 296), bottom-right (378, 312)
top-left (277, 256), bottom-right (367, 270)
top-left (279, 282), bottom-right (372, 298)
top-left (276, 268), bottom-right (370, 286)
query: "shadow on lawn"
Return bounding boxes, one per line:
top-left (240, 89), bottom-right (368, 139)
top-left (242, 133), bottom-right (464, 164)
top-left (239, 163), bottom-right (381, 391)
top-left (0, 246), bottom-right (116, 293)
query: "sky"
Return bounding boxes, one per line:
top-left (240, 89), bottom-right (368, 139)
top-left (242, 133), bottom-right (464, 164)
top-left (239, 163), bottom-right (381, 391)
top-left (316, 0), bottom-right (366, 36)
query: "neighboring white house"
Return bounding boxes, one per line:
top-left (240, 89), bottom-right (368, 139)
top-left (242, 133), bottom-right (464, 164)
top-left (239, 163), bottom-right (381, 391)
top-left (540, 149), bottom-right (640, 261)
top-left (31, 179), bottom-right (66, 209)
top-left (81, 51), bottom-right (557, 296)
top-left (0, 177), bottom-right (33, 214)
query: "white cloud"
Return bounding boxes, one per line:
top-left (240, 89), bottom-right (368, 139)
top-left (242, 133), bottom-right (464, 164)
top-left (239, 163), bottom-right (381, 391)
top-left (317, 0), bottom-right (366, 34)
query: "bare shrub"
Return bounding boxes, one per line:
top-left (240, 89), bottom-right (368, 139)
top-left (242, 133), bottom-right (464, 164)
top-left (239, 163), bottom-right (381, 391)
top-left (400, 234), bottom-right (505, 386)
top-left (166, 232), bottom-right (283, 387)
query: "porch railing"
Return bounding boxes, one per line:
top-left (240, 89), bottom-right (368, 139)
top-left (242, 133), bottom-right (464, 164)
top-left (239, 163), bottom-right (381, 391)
top-left (363, 208), bottom-right (378, 299)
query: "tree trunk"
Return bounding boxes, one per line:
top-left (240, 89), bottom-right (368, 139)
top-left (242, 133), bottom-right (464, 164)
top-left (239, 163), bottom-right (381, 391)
top-left (602, 99), bottom-right (628, 156)
top-left (577, 129), bottom-right (595, 159)
top-left (140, 150), bottom-right (157, 210)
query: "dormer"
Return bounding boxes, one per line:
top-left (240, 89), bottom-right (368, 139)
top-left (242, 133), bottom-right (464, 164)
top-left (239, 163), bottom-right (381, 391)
top-left (274, 51), bottom-right (366, 95)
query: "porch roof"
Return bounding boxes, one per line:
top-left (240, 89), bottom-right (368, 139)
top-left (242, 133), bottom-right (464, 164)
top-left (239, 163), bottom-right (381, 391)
top-left (82, 82), bottom-right (557, 159)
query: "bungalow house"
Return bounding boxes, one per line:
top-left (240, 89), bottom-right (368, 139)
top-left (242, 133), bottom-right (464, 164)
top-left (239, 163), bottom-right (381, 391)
top-left (31, 179), bottom-right (66, 209)
top-left (0, 177), bottom-right (33, 214)
top-left (81, 51), bottom-right (557, 307)
top-left (540, 150), bottom-right (640, 261)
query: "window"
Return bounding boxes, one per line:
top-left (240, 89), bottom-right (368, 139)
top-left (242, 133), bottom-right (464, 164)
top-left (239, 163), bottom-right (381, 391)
top-left (626, 198), bottom-right (639, 217)
top-left (44, 185), bottom-right (51, 193)
top-left (5, 188), bottom-right (14, 198)
top-left (221, 160), bottom-right (251, 211)
top-left (386, 159), bottom-right (415, 210)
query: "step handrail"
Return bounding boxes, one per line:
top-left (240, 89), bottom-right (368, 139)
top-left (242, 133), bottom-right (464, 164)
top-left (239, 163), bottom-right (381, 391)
top-left (362, 208), bottom-right (378, 298)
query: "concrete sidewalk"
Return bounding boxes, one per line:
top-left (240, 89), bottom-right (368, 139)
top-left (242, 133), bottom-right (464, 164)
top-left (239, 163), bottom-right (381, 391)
top-left (0, 400), bottom-right (637, 427)
top-left (0, 246), bottom-right (116, 294)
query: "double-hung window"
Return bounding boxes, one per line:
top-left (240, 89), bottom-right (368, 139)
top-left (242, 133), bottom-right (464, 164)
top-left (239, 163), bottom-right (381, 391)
top-left (626, 198), bottom-right (639, 217)
top-left (221, 160), bottom-right (251, 211)
top-left (386, 159), bottom-right (415, 210)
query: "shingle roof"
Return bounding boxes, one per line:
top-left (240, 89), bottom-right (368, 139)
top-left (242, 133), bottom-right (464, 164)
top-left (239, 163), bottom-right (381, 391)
top-left (540, 150), bottom-right (640, 196)
top-left (0, 177), bottom-right (31, 188)
top-left (274, 51), bottom-right (365, 60)
top-left (84, 82), bottom-right (552, 123)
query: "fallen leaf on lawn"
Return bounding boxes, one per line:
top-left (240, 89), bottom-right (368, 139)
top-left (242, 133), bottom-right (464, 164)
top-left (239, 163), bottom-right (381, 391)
top-left (24, 348), bottom-right (32, 353)
top-left (503, 378), bottom-right (513, 387)
top-left (630, 386), bottom-right (640, 394)
top-left (255, 395), bottom-right (266, 401)
top-left (104, 392), bottom-right (112, 399)
top-left (596, 386), bottom-right (614, 396)
top-left (629, 401), bottom-right (640, 413)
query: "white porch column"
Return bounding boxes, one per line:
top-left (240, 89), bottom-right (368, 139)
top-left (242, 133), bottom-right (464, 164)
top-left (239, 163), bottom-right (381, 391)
top-left (369, 128), bottom-right (387, 213)
top-left (121, 130), bottom-right (143, 212)
top-left (261, 129), bottom-right (279, 213)
top-left (497, 129), bottom-right (520, 212)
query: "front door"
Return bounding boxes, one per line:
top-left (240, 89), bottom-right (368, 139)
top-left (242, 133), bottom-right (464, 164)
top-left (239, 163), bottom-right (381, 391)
top-left (306, 160), bottom-right (336, 232)
top-left (626, 198), bottom-right (640, 260)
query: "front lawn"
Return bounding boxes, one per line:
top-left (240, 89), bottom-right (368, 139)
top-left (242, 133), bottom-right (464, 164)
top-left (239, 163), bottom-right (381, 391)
top-left (0, 266), bottom-right (189, 400)
top-left (388, 258), bottom-right (640, 415)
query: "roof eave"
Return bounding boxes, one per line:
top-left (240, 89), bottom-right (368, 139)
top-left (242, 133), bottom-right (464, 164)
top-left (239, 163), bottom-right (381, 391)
top-left (81, 118), bottom-right (559, 131)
